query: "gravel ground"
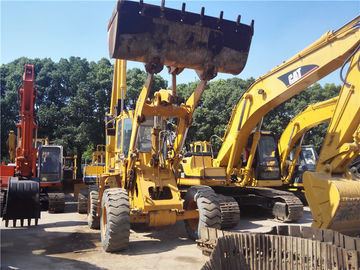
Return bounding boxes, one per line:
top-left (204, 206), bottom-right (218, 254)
top-left (1, 194), bottom-right (313, 270)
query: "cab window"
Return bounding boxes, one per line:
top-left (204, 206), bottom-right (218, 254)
top-left (138, 117), bottom-right (154, 153)
top-left (123, 118), bottom-right (132, 156)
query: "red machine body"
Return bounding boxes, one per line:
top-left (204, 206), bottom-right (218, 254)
top-left (15, 65), bottom-right (38, 178)
top-left (0, 64), bottom-right (41, 226)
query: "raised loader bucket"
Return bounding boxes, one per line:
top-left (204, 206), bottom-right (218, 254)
top-left (108, 0), bottom-right (253, 77)
top-left (303, 171), bottom-right (360, 236)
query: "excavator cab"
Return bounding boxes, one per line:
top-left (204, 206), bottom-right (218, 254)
top-left (38, 145), bottom-right (63, 184)
top-left (247, 132), bottom-right (281, 181)
top-left (290, 145), bottom-right (318, 184)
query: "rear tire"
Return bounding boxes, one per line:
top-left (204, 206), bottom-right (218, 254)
top-left (100, 188), bottom-right (130, 252)
top-left (88, 190), bottom-right (100, 229)
top-left (183, 186), bottom-right (221, 240)
top-left (78, 190), bottom-right (88, 214)
top-left (48, 193), bottom-right (65, 213)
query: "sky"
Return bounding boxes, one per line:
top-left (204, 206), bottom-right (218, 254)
top-left (1, 1), bottom-right (359, 86)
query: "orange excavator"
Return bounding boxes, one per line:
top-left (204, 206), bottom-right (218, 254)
top-left (0, 65), bottom-right (65, 227)
top-left (0, 65), bottom-right (41, 226)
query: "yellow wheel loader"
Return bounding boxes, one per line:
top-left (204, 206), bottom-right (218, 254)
top-left (90, 0), bottom-right (254, 252)
top-left (76, 145), bottom-right (105, 213)
top-left (303, 46), bottom-right (360, 236)
top-left (179, 16), bottom-right (360, 232)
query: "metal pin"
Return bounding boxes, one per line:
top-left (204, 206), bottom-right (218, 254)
top-left (181, 2), bottom-right (186, 14)
top-left (251, 20), bottom-right (255, 36)
top-left (200, 7), bottom-right (205, 18)
top-left (161, 0), bottom-right (165, 11)
top-left (219, 11), bottom-right (223, 21)
top-left (236, 15), bottom-right (241, 25)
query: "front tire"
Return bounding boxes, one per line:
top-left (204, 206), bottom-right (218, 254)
top-left (100, 188), bottom-right (130, 252)
top-left (183, 186), bottom-right (221, 240)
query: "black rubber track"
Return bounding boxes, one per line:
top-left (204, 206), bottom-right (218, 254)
top-left (217, 194), bottom-right (240, 229)
top-left (183, 186), bottom-right (221, 240)
top-left (100, 188), bottom-right (130, 252)
top-left (88, 190), bottom-right (100, 229)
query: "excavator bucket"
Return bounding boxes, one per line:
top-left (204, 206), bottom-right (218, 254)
top-left (3, 177), bottom-right (40, 227)
top-left (108, 0), bottom-right (253, 77)
top-left (303, 171), bottom-right (360, 236)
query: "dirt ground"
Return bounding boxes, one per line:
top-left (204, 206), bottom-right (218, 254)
top-left (1, 195), bottom-right (313, 270)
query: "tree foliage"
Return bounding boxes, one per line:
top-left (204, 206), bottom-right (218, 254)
top-left (1, 57), bottom-right (340, 163)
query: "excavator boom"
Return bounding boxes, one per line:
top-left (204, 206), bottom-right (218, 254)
top-left (279, 97), bottom-right (338, 183)
top-left (1, 65), bottom-right (41, 226)
top-left (214, 16), bottom-right (360, 178)
top-left (303, 47), bottom-right (360, 235)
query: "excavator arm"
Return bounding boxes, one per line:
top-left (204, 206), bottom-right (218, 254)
top-left (279, 97), bottom-right (338, 183)
top-left (303, 47), bottom-right (360, 235)
top-left (213, 16), bottom-right (360, 186)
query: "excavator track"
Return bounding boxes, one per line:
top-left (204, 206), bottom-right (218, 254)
top-left (48, 192), bottom-right (65, 213)
top-left (249, 187), bottom-right (304, 222)
top-left (216, 194), bottom-right (240, 229)
top-left (198, 226), bottom-right (360, 270)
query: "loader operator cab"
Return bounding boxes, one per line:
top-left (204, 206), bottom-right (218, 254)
top-left (38, 145), bottom-right (63, 184)
top-left (115, 115), bottom-right (174, 162)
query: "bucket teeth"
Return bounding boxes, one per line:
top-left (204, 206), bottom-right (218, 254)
top-left (28, 218), bottom-right (31, 226)
top-left (35, 218), bottom-right (38, 226)
top-left (108, 1), bottom-right (253, 77)
top-left (13, 219), bottom-right (16, 227)
top-left (5, 220), bottom-right (9, 227)
top-left (20, 219), bottom-right (24, 227)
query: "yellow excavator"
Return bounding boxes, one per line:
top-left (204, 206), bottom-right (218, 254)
top-left (303, 46), bottom-right (360, 235)
top-left (179, 16), bottom-right (360, 234)
top-left (278, 97), bottom-right (338, 201)
top-left (88, 0), bottom-right (254, 252)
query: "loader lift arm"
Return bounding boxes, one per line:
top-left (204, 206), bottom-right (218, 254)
top-left (93, 0), bottom-right (254, 252)
top-left (303, 46), bottom-right (360, 235)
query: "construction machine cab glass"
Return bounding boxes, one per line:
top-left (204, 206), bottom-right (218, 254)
top-left (249, 133), bottom-right (281, 180)
top-left (38, 146), bottom-right (63, 183)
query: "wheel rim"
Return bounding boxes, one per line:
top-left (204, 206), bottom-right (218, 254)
top-left (187, 200), bottom-right (198, 230)
top-left (102, 204), bottom-right (107, 238)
